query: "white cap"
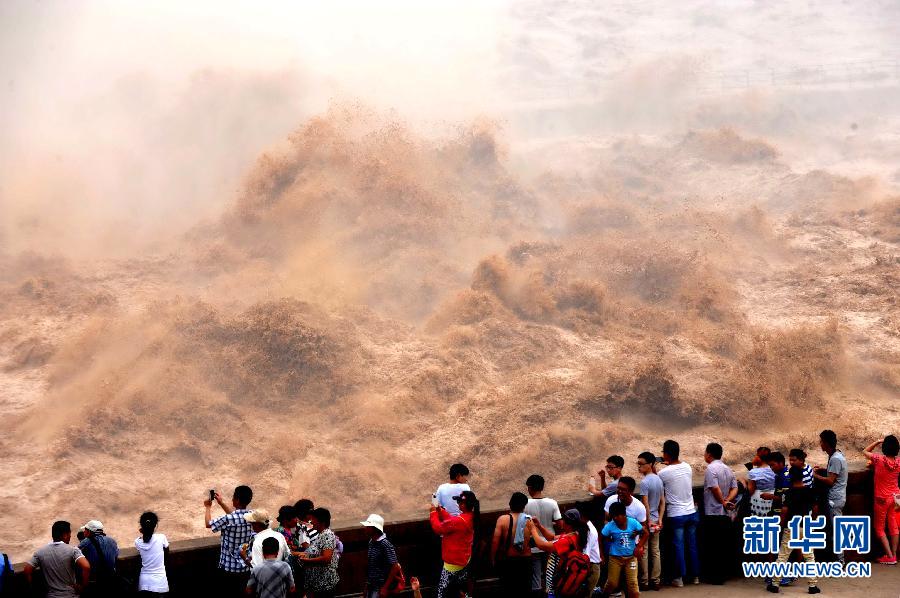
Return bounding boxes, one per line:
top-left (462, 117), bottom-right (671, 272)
top-left (360, 513), bottom-right (385, 533)
top-left (84, 520), bottom-right (104, 533)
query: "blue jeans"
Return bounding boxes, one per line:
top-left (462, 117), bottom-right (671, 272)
top-left (668, 511), bottom-right (700, 579)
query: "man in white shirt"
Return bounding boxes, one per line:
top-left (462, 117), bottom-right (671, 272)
top-left (604, 477), bottom-right (648, 526)
top-left (240, 510), bottom-right (289, 568)
top-left (523, 474), bottom-right (562, 596)
top-left (658, 439), bottom-right (699, 587)
top-left (576, 502), bottom-right (603, 595)
top-left (434, 463), bottom-right (471, 516)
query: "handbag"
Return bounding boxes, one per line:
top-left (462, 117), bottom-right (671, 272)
top-left (388, 564), bottom-right (407, 594)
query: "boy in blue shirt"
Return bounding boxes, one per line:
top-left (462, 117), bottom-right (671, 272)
top-left (599, 502), bottom-right (648, 598)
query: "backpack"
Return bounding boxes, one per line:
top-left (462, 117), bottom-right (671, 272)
top-left (554, 548), bottom-right (591, 597)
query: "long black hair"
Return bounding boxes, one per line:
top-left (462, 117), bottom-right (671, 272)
top-left (139, 511), bottom-right (159, 544)
top-left (457, 490), bottom-right (481, 549)
top-left (563, 509), bottom-right (588, 550)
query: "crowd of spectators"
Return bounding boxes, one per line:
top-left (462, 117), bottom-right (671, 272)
top-left (16, 430), bottom-right (900, 598)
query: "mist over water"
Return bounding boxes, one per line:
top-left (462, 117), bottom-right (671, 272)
top-left (2, 1), bottom-right (900, 561)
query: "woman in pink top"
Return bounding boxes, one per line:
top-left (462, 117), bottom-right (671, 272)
top-left (863, 435), bottom-right (900, 564)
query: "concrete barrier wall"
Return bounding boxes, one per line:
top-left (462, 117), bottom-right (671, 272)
top-left (9, 469), bottom-right (875, 597)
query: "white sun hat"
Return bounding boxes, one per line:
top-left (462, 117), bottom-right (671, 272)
top-left (360, 513), bottom-right (385, 532)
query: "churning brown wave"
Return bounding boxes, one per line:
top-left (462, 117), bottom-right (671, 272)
top-left (1, 105), bottom-right (899, 560)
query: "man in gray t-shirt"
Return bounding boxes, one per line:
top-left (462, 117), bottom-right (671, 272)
top-left (24, 521), bottom-right (90, 598)
top-left (826, 450), bottom-right (848, 507)
top-left (814, 431), bottom-right (848, 510)
top-left (640, 472), bottom-right (664, 524)
top-left (815, 430), bottom-right (849, 564)
top-left (638, 452), bottom-right (665, 590)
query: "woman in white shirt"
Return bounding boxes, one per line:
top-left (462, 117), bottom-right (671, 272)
top-left (134, 511), bottom-right (169, 595)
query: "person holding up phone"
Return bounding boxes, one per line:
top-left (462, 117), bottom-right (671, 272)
top-left (430, 491), bottom-right (479, 598)
top-left (205, 485), bottom-right (254, 595)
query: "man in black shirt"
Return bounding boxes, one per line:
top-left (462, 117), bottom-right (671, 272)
top-left (767, 467), bottom-right (821, 595)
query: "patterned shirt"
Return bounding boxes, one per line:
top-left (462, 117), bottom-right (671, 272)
top-left (366, 534), bottom-right (399, 587)
top-left (273, 526), bottom-right (301, 553)
top-left (210, 509), bottom-right (253, 572)
top-left (303, 529), bottom-right (339, 592)
top-left (247, 559), bottom-right (294, 598)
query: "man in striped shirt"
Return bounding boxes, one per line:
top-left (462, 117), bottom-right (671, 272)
top-left (362, 514), bottom-right (402, 598)
top-left (293, 499), bottom-right (317, 547)
top-left (788, 449), bottom-right (815, 488)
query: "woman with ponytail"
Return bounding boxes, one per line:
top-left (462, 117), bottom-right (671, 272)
top-left (530, 509), bottom-right (592, 597)
top-left (134, 512), bottom-right (169, 595)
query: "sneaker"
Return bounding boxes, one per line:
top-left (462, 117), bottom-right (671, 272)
top-left (650, 580), bottom-right (662, 591)
top-left (671, 577), bottom-right (684, 587)
top-left (692, 577), bottom-right (701, 585)
top-left (876, 555), bottom-right (897, 565)
top-left (766, 585), bottom-right (780, 594)
top-left (808, 587), bottom-right (821, 595)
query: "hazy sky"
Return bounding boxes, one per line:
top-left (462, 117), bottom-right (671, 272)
top-left (0, 1), bottom-right (512, 255)
top-left (2, 0), bottom-right (898, 256)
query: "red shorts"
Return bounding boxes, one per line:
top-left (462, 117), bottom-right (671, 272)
top-left (873, 497), bottom-right (899, 538)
